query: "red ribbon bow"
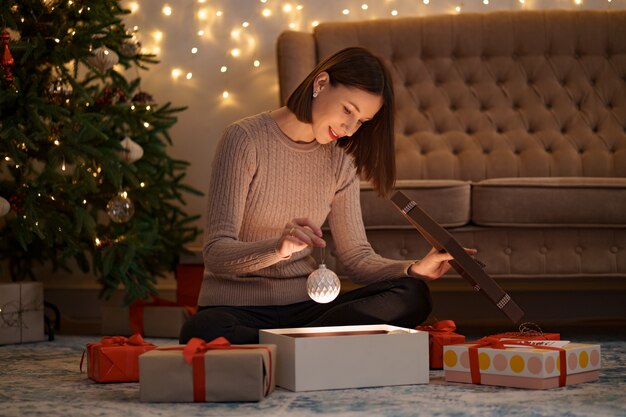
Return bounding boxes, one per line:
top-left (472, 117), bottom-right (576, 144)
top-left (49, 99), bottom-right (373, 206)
top-left (415, 319), bottom-right (457, 333)
top-left (99, 333), bottom-right (149, 346)
top-left (467, 337), bottom-right (567, 387)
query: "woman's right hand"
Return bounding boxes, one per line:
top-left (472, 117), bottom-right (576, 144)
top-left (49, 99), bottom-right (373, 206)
top-left (276, 218), bottom-right (326, 258)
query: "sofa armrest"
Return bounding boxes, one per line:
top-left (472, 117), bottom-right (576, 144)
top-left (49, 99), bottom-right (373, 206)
top-left (276, 30), bottom-right (317, 105)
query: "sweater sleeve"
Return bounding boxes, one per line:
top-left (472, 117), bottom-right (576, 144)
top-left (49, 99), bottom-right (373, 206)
top-left (327, 156), bottom-right (415, 284)
top-left (202, 124), bottom-right (286, 274)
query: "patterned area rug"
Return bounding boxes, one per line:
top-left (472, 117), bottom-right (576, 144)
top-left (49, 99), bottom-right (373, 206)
top-left (1, 335), bottom-right (624, 417)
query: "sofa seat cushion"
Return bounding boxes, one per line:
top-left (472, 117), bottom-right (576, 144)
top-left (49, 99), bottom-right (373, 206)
top-left (472, 177), bottom-right (626, 227)
top-left (360, 179), bottom-right (471, 228)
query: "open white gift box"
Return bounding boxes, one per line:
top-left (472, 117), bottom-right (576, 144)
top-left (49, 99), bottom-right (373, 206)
top-left (259, 324), bottom-right (429, 391)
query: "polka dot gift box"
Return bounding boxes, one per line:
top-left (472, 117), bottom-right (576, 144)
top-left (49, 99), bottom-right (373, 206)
top-left (443, 340), bottom-right (601, 389)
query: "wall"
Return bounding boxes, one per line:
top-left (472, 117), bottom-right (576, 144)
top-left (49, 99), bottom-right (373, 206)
top-left (120, 0), bottom-right (626, 242)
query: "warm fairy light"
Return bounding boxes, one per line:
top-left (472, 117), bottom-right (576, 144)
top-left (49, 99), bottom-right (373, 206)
top-left (262, 8), bottom-right (271, 17)
top-left (391, 10), bottom-right (398, 16)
top-left (83, 199), bottom-right (87, 204)
top-left (342, 9), bottom-right (350, 15)
top-left (162, 5), bottom-right (172, 16)
top-left (260, 0), bottom-right (267, 3)
top-left (289, 22), bottom-right (297, 29)
top-left (296, 4), bottom-right (303, 10)
top-left (231, 29), bottom-right (240, 39)
top-left (186, 72), bottom-right (193, 80)
top-left (575, 0), bottom-right (583, 4)
top-left (61, 161), bottom-right (66, 171)
top-left (361, 4), bottom-right (368, 10)
top-left (283, 4), bottom-right (293, 13)
top-left (519, 0), bottom-right (525, 3)
top-left (153, 31), bottom-right (163, 41)
top-left (140, 182), bottom-right (146, 187)
top-left (220, 65), bottom-right (228, 72)
top-left (129, 1), bottom-right (139, 12)
top-left (222, 91), bottom-right (230, 98)
top-left (253, 60), bottom-right (260, 67)
top-left (146, 105), bottom-right (151, 111)
top-left (216, 10), bottom-right (223, 16)
top-left (423, 0), bottom-right (430, 4)
top-left (95, 237), bottom-right (101, 246)
top-left (242, 21), bottom-right (250, 27)
top-left (197, 30), bottom-right (205, 36)
top-left (198, 9), bottom-right (208, 19)
top-left (198, 0), bottom-right (206, 3)
top-left (54, 139), bottom-right (60, 146)
top-left (171, 68), bottom-right (182, 79)
top-left (54, 38), bottom-right (60, 43)
top-left (455, 5), bottom-right (462, 12)
top-left (231, 48), bottom-right (241, 57)
top-left (131, 104), bottom-right (136, 110)
top-left (312, 20), bottom-right (319, 27)
top-left (143, 122), bottom-right (150, 128)
top-left (483, 0), bottom-right (489, 4)
top-left (191, 47), bottom-right (198, 54)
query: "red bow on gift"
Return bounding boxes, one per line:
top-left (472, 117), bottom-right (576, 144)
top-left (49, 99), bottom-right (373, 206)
top-left (416, 319), bottom-right (457, 333)
top-left (467, 336), bottom-right (567, 387)
top-left (99, 333), bottom-right (150, 346)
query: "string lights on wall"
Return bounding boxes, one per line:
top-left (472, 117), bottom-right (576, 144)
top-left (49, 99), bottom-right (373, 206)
top-left (119, 0), bottom-right (621, 106)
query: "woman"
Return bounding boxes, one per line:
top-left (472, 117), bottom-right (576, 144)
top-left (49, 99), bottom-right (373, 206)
top-left (180, 47), bottom-right (471, 344)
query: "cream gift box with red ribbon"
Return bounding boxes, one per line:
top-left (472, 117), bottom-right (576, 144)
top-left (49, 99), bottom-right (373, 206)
top-left (0, 282), bottom-right (45, 345)
top-left (443, 338), bottom-right (601, 389)
top-left (138, 337), bottom-right (276, 402)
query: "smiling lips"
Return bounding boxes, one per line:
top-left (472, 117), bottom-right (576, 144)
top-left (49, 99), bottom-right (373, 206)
top-left (329, 127), bottom-right (341, 141)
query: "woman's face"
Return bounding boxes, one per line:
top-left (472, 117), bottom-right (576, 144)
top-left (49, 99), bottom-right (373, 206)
top-left (310, 72), bottom-right (383, 145)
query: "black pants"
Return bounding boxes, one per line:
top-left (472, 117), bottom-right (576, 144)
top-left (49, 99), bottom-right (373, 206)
top-left (179, 277), bottom-right (432, 344)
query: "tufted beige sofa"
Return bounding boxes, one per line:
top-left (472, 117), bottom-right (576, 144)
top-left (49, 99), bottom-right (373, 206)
top-left (276, 10), bottom-right (626, 328)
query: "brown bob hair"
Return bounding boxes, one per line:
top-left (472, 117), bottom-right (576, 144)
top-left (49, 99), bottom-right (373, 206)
top-left (286, 47), bottom-right (396, 198)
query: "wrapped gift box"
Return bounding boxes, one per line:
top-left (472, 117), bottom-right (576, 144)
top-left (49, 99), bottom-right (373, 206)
top-left (83, 334), bottom-right (156, 383)
top-left (259, 324), bottom-right (428, 391)
top-left (101, 302), bottom-right (193, 338)
top-left (0, 282), bottom-right (45, 345)
top-left (139, 337), bottom-right (276, 402)
top-left (416, 320), bottom-right (465, 369)
top-left (444, 340), bottom-right (601, 389)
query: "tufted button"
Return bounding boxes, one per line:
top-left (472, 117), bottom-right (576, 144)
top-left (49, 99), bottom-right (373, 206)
top-left (539, 247), bottom-right (548, 254)
top-left (504, 248), bottom-right (512, 255)
top-left (610, 246), bottom-right (619, 254)
top-left (575, 246), bottom-right (583, 254)
top-left (400, 248), bottom-right (409, 256)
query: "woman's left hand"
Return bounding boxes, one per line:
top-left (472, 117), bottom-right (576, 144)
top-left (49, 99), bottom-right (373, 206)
top-left (409, 247), bottom-right (478, 282)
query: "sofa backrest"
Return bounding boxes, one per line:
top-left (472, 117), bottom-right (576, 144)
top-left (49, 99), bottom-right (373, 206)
top-left (276, 10), bottom-right (626, 181)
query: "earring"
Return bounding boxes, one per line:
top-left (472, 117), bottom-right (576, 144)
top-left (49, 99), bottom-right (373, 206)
top-left (312, 91), bottom-right (318, 98)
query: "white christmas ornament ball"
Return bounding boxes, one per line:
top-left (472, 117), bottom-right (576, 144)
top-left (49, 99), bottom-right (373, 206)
top-left (0, 196), bottom-right (10, 217)
top-left (307, 264), bottom-right (341, 303)
top-left (119, 136), bottom-right (144, 163)
top-left (88, 46), bottom-right (119, 73)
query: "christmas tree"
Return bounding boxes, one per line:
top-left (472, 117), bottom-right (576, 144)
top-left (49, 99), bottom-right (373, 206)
top-left (0, 0), bottom-right (202, 303)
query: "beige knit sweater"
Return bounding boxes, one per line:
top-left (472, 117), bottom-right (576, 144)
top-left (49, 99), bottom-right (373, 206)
top-left (197, 112), bottom-right (414, 307)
